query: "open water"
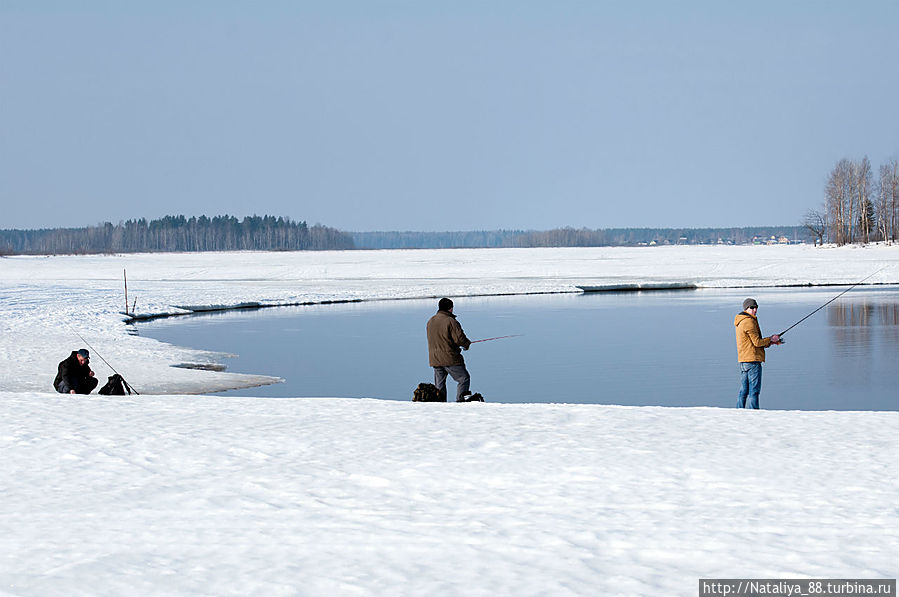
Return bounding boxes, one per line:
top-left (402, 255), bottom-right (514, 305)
top-left (137, 286), bottom-right (899, 410)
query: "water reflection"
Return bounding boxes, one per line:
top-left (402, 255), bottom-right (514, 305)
top-left (819, 295), bottom-right (899, 408)
top-left (828, 300), bottom-right (899, 327)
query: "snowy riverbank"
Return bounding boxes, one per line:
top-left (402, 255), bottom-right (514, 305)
top-left (2, 245), bottom-right (898, 595)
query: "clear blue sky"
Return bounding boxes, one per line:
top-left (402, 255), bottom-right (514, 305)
top-left (2, 1), bottom-right (897, 231)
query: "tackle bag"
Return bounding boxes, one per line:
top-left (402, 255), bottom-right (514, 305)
top-left (412, 382), bottom-right (444, 402)
top-left (98, 373), bottom-right (137, 395)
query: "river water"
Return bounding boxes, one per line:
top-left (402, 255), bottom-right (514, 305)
top-left (137, 286), bottom-right (899, 410)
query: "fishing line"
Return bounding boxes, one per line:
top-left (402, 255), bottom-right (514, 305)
top-left (778, 267), bottom-right (889, 337)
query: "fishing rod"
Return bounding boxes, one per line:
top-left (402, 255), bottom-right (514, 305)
top-left (778, 267), bottom-right (888, 338)
top-left (66, 325), bottom-right (140, 394)
top-left (470, 334), bottom-right (524, 344)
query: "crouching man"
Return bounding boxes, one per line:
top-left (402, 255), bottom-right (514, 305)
top-left (54, 349), bottom-right (98, 394)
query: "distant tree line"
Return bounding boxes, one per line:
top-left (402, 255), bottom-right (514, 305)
top-left (352, 227), bottom-right (809, 249)
top-left (511, 227), bottom-right (808, 247)
top-left (804, 157), bottom-right (899, 245)
top-left (0, 217), bottom-right (813, 256)
top-left (0, 215), bottom-right (354, 255)
top-left (351, 230), bottom-right (524, 249)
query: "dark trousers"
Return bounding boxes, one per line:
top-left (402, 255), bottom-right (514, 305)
top-left (55, 376), bottom-right (99, 395)
top-left (433, 365), bottom-right (471, 402)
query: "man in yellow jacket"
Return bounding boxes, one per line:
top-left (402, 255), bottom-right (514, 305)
top-left (734, 298), bottom-right (783, 409)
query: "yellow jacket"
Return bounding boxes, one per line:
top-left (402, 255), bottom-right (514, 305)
top-left (734, 312), bottom-right (773, 362)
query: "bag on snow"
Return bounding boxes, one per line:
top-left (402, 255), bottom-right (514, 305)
top-left (412, 382), bottom-right (444, 402)
top-left (98, 373), bottom-right (137, 395)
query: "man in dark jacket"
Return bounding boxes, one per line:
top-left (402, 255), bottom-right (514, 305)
top-left (54, 349), bottom-right (98, 394)
top-left (426, 298), bottom-right (473, 402)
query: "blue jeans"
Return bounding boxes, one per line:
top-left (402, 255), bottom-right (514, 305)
top-left (737, 362), bottom-right (762, 409)
top-left (433, 365), bottom-right (471, 402)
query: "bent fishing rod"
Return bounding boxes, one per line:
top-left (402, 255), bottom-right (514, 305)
top-left (470, 334), bottom-right (524, 343)
top-left (777, 267), bottom-right (888, 338)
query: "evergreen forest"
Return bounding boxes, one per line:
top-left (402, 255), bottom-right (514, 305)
top-left (0, 215), bottom-right (354, 255)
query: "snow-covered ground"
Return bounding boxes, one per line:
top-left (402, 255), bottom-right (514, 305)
top-left (3, 394), bottom-right (897, 596)
top-left (1, 245), bottom-right (898, 595)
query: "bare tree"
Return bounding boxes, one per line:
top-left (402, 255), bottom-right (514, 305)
top-left (891, 159), bottom-right (899, 243)
top-left (877, 163), bottom-right (891, 243)
top-left (853, 156), bottom-right (874, 243)
top-left (878, 160), bottom-right (899, 244)
top-left (826, 159), bottom-right (853, 245)
top-left (802, 207), bottom-right (827, 245)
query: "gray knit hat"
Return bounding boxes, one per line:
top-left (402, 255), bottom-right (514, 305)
top-left (742, 298), bottom-right (758, 310)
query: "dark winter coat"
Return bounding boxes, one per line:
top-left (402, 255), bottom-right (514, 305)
top-left (427, 309), bottom-right (472, 367)
top-left (54, 351), bottom-right (95, 393)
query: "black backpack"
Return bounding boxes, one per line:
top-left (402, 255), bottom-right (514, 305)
top-left (98, 373), bottom-right (137, 395)
top-left (412, 382), bottom-right (444, 402)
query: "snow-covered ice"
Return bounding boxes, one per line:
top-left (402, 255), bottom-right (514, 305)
top-left (1, 245), bottom-right (898, 595)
